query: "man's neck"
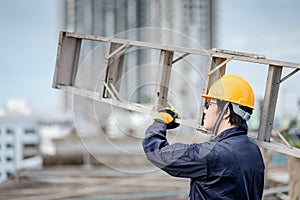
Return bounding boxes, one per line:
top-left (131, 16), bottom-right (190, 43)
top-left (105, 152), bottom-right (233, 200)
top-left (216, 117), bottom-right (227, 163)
top-left (216, 121), bottom-right (236, 136)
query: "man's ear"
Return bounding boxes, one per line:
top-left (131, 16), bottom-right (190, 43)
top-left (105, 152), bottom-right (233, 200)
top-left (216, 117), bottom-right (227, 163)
top-left (223, 106), bottom-right (231, 120)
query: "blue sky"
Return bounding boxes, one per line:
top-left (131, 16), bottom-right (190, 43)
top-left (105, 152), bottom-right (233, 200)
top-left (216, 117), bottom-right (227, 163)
top-left (219, 0), bottom-right (300, 118)
top-left (220, 0), bottom-right (300, 61)
top-left (0, 0), bottom-right (59, 114)
top-left (0, 0), bottom-right (300, 118)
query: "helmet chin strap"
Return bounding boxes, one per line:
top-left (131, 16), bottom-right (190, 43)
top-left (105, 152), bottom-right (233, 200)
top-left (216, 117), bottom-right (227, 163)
top-left (212, 102), bottom-right (230, 139)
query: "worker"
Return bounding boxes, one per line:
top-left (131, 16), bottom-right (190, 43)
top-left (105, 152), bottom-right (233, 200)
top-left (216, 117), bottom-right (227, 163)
top-left (142, 74), bottom-right (265, 200)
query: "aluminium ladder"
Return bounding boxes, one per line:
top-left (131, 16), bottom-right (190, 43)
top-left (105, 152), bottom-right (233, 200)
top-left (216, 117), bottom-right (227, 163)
top-left (52, 31), bottom-right (300, 158)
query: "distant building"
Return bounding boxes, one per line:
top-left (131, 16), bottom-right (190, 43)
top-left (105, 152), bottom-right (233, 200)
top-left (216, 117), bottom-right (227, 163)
top-left (0, 115), bottom-right (41, 183)
top-left (57, 0), bottom-right (217, 136)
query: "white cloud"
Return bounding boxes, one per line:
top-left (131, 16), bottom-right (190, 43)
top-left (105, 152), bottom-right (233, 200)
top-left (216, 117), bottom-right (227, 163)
top-left (7, 99), bottom-right (32, 115)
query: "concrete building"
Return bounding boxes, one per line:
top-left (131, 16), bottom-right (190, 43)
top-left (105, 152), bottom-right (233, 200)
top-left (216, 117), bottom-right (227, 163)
top-left (57, 0), bottom-right (217, 136)
top-left (0, 115), bottom-right (41, 183)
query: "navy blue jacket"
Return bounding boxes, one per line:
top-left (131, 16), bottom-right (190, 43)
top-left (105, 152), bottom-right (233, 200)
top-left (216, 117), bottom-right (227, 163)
top-left (142, 122), bottom-right (265, 200)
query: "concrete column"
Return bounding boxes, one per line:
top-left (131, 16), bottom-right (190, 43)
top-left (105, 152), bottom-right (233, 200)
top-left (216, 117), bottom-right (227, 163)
top-left (288, 156), bottom-right (300, 199)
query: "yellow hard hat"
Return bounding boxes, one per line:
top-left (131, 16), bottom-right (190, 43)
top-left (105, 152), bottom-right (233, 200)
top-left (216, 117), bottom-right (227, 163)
top-left (202, 74), bottom-right (254, 109)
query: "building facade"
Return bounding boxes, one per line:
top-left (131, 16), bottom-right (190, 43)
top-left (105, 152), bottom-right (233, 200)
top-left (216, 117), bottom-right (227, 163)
top-left (57, 0), bottom-right (217, 136)
top-left (0, 115), bottom-right (41, 183)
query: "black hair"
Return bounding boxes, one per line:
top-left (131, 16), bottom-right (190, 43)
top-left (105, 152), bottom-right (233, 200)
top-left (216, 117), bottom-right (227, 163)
top-left (216, 100), bottom-right (253, 132)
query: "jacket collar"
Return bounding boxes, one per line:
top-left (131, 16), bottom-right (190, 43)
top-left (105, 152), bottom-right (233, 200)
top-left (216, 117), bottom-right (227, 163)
top-left (212, 127), bottom-right (246, 142)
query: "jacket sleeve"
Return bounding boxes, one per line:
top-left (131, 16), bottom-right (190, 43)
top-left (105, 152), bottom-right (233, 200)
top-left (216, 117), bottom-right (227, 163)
top-left (142, 121), bottom-right (208, 179)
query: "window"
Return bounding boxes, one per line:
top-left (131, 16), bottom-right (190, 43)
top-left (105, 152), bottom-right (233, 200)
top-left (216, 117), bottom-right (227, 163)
top-left (24, 129), bottom-right (36, 134)
top-left (6, 129), bottom-right (14, 135)
top-left (6, 157), bottom-right (13, 162)
top-left (24, 144), bottom-right (37, 148)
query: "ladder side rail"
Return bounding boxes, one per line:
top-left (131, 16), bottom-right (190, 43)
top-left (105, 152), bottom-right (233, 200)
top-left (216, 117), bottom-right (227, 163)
top-left (56, 85), bottom-right (300, 158)
top-left (211, 52), bottom-right (300, 69)
top-left (64, 31), bottom-right (212, 57)
top-left (63, 31), bottom-right (300, 69)
top-left (250, 138), bottom-right (300, 158)
top-left (212, 48), bottom-right (266, 59)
